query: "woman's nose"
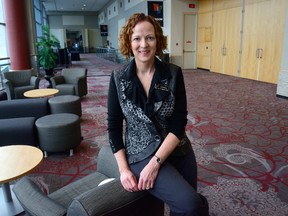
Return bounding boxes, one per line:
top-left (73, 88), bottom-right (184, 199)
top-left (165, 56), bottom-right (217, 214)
top-left (140, 38), bottom-right (148, 47)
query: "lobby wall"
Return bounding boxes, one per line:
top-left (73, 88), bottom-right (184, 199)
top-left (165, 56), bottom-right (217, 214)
top-left (97, 0), bottom-right (198, 68)
top-left (48, 13), bottom-right (100, 50)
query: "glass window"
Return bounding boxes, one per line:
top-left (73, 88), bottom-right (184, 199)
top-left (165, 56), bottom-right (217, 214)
top-left (0, 0), bottom-right (4, 22)
top-left (33, 0), bottom-right (48, 41)
top-left (34, 0), bottom-right (40, 9)
top-left (34, 7), bottom-right (41, 22)
top-left (0, 0), bottom-right (8, 59)
top-left (34, 0), bottom-right (43, 39)
top-left (36, 23), bottom-right (42, 41)
top-left (0, 25), bottom-right (8, 58)
top-left (43, 8), bottom-right (47, 25)
top-left (0, 0), bottom-right (9, 90)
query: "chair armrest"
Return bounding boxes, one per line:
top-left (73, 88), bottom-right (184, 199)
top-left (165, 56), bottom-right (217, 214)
top-left (97, 145), bottom-right (120, 178)
top-left (75, 76), bottom-right (88, 96)
top-left (75, 75), bottom-right (86, 84)
top-left (13, 177), bottom-right (67, 216)
top-left (67, 179), bottom-right (146, 216)
top-left (3, 79), bottom-right (14, 100)
top-left (3, 78), bottom-right (12, 86)
top-left (30, 76), bottom-right (40, 88)
top-left (51, 76), bottom-right (65, 87)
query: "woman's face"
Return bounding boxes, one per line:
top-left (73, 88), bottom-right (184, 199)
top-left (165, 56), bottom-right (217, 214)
top-left (131, 21), bottom-right (157, 64)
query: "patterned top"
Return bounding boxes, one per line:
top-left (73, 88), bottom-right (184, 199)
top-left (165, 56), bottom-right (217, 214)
top-left (107, 58), bottom-right (191, 164)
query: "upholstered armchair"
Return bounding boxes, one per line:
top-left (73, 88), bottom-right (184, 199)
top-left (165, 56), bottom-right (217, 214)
top-left (3, 69), bottom-right (40, 100)
top-left (50, 68), bottom-right (88, 97)
top-left (13, 145), bottom-right (164, 216)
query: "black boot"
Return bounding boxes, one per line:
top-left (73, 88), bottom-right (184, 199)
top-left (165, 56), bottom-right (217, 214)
top-left (169, 194), bottom-right (210, 216)
top-left (197, 193), bottom-right (210, 216)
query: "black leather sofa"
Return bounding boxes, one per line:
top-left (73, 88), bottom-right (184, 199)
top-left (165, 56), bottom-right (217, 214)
top-left (0, 98), bottom-right (50, 147)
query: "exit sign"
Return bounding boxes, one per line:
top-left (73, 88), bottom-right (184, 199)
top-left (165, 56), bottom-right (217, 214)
top-left (189, 3), bottom-right (195, 8)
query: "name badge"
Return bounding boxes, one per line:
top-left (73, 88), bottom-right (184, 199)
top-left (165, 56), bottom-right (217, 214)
top-left (155, 83), bottom-right (169, 91)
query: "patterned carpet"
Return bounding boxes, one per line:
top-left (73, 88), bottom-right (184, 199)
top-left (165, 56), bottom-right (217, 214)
top-left (29, 53), bottom-right (288, 216)
top-left (184, 72), bottom-right (288, 216)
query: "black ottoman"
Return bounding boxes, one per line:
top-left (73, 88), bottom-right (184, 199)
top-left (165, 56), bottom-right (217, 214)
top-left (48, 95), bottom-right (82, 116)
top-left (35, 113), bottom-right (81, 157)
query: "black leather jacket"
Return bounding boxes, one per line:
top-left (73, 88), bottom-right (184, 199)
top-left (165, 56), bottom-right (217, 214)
top-left (108, 58), bottom-right (192, 164)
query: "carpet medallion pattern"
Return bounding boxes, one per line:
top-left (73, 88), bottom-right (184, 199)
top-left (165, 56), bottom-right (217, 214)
top-left (27, 54), bottom-right (288, 216)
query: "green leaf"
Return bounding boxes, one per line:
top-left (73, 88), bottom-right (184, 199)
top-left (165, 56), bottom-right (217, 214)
top-left (36, 25), bottom-right (60, 69)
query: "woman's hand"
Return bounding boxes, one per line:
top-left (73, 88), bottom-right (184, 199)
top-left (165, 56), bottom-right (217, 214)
top-left (114, 149), bottom-right (139, 192)
top-left (137, 132), bottom-right (180, 191)
top-left (120, 168), bottom-right (139, 192)
top-left (138, 158), bottom-right (160, 190)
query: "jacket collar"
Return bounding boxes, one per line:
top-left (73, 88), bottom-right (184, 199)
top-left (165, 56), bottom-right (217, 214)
top-left (121, 57), bottom-right (172, 87)
top-left (119, 57), bottom-right (173, 117)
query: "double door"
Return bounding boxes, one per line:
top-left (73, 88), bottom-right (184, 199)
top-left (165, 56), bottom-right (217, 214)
top-left (201, 0), bottom-right (286, 84)
top-left (211, 5), bottom-right (242, 76)
top-left (240, 0), bottom-right (286, 83)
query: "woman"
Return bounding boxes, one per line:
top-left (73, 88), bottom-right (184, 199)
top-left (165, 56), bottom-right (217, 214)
top-left (107, 13), bottom-right (209, 216)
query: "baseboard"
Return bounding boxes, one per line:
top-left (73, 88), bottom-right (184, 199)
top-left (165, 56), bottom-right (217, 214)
top-left (276, 94), bottom-right (288, 99)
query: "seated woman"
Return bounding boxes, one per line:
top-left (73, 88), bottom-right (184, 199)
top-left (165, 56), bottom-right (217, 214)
top-left (107, 13), bottom-right (209, 216)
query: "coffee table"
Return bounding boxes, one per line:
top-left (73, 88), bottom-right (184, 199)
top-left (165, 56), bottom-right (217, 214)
top-left (0, 145), bottom-right (43, 216)
top-left (24, 88), bottom-right (59, 98)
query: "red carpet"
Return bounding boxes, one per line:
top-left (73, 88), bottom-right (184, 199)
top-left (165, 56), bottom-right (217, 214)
top-left (28, 54), bottom-right (288, 215)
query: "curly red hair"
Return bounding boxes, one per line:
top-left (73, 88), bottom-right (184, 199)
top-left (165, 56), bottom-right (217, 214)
top-left (119, 13), bottom-right (167, 61)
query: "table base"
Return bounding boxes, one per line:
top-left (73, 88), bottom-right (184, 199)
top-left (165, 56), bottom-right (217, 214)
top-left (0, 184), bottom-right (24, 216)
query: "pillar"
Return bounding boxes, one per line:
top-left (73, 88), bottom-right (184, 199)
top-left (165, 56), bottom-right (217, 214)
top-left (4, 0), bottom-right (31, 70)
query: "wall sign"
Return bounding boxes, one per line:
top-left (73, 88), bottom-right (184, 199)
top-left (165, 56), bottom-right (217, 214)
top-left (100, 25), bottom-right (108, 36)
top-left (148, 1), bottom-right (163, 27)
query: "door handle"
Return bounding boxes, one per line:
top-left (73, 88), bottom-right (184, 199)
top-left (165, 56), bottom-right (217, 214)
top-left (256, 48), bottom-right (263, 59)
top-left (222, 46), bottom-right (226, 56)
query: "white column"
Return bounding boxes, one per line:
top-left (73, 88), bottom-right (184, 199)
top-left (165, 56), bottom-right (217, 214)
top-left (277, 2), bottom-right (288, 98)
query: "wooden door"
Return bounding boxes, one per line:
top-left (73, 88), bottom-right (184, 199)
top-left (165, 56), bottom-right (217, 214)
top-left (197, 0), bottom-right (212, 70)
top-left (224, 7), bottom-right (242, 76)
top-left (211, 4), bottom-right (242, 76)
top-left (183, 14), bottom-right (197, 69)
top-left (211, 9), bottom-right (226, 73)
top-left (241, 0), bottom-right (286, 83)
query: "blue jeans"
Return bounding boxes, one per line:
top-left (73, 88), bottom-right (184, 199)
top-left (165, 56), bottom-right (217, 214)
top-left (130, 151), bottom-right (209, 216)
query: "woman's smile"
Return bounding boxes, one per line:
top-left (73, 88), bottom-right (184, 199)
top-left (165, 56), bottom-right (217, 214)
top-left (138, 49), bottom-right (151, 56)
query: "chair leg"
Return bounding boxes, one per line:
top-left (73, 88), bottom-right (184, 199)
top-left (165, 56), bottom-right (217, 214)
top-left (44, 151), bottom-right (48, 158)
top-left (69, 149), bottom-right (73, 156)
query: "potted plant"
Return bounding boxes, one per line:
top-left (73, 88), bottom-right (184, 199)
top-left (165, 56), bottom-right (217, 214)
top-left (36, 25), bottom-right (60, 86)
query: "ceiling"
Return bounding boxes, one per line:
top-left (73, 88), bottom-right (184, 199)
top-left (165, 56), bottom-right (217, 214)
top-left (41, 0), bottom-right (108, 12)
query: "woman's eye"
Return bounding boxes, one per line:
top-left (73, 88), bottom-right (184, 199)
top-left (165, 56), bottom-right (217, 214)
top-left (147, 36), bottom-right (155, 41)
top-left (133, 37), bottom-right (140, 41)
